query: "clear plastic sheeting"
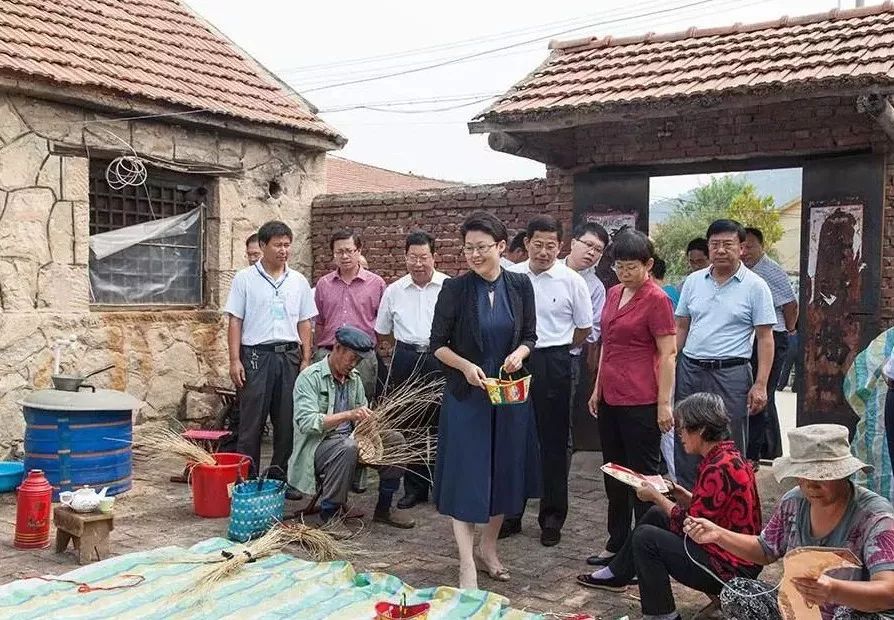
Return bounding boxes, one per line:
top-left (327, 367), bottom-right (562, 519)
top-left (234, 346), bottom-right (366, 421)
top-left (88, 208), bottom-right (202, 305)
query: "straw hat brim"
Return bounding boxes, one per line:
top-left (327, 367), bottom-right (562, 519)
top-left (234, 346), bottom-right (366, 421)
top-left (772, 455), bottom-right (873, 483)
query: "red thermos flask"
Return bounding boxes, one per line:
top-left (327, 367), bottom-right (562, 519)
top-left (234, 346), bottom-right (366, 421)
top-left (15, 469), bottom-right (52, 549)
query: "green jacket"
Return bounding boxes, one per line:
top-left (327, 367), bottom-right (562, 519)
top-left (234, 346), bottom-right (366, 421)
top-left (286, 357), bottom-right (367, 495)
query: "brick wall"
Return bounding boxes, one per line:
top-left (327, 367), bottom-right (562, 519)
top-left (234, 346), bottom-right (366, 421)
top-left (569, 96), bottom-right (886, 168)
top-left (310, 173), bottom-right (572, 283)
top-left (312, 96), bottom-right (894, 328)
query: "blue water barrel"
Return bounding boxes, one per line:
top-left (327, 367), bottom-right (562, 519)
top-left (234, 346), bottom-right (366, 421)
top-left (19, 389), bottom-right (141, 500)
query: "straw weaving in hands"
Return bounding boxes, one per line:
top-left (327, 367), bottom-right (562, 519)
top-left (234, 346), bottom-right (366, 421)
top-left (352, 374), bottom-right (444, 471)
top-left (778, 547), bottom-right (861, 620)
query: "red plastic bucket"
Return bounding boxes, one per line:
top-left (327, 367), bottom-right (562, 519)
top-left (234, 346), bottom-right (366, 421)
top-left (190, 453), bottom-right (250, 518)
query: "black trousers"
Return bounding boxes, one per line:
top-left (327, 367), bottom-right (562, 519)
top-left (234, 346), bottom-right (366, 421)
top-left (598, 402), bottom-right (661, 553)
top-left (387, 343), bottom-right (442, 498)
top-left (748, 331), bottom-right (788, 460)
top-left (524, 345), bottom-right (573, 531)
top-left (236, 346), bottom-right (299, 477)
top-left (776, 331), bottom-right (799, 391)
top-left (610, 506), bottom-right (760, 616)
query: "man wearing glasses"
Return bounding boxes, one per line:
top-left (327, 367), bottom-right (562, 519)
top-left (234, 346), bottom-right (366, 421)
top-left (314, 229), bottom-right (387, 409)
top-left (375, 231), bottom-right (448, 509)
top-left (504, 215), bottom-right (593, 546)
top-left (673, 219), bottom-right (776, 487)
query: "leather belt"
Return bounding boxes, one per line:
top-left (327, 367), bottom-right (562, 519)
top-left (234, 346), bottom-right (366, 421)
top-left (396, 340), bottom-right (430, 354)
top-left (684, 355), bottom-right (749, 370)
top-left (245, 342), bottom-right (298, 353)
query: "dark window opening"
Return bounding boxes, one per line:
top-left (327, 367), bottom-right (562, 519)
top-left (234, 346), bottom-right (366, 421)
top-left (88, 161), bottom-right (210, 306)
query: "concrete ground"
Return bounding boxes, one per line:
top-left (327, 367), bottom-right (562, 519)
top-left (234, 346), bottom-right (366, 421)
top-left (0, 393), bottom-right (796, 619)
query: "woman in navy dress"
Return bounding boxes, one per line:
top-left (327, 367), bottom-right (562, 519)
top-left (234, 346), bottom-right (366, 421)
top-left (430, 211), bottom-right (541, 590)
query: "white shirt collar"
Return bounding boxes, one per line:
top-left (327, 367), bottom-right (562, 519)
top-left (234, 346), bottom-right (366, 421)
top-left (401, 270), bottom-right (448, 289)
top-left (523, 259), bottom-right (563, 278)
top-left (255, 261), bottom-right (290, 284)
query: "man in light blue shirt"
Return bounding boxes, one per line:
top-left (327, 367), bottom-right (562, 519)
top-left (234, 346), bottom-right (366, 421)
top-left (674, 219), bottom-right (776, 487)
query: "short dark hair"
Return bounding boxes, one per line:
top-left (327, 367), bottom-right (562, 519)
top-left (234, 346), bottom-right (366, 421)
top-left (245, 233), bottom-right (259, 247)
top-left (744, 227), bottom-right (764, 245)
top-left (707, 219), bottom-right (746, 242)
top-left (405, 230), bottom-right (435, 254)
top-left (611, 229), bottom-right (654, 263)
top-left (651, 257), bottom-right (667, 280)
top-left (330, 229), bottom-right (361, 252)
top-left (686, 237), bottom-right (709, 255)
top-left (526, 215), bottom-right (563, 242)
top-left (460, 211), bottom-right (508, 243)
top-left (675, 393), bottom-right (731, 442)
top-left (257, 221), bottom-right (292, 244)
top-left (509, 231), bottom-right (526, 252)
top-left (572, 222), bottom-right (610, 248)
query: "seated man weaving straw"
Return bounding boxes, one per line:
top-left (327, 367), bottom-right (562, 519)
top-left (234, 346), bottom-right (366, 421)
top-left (287, 325), bottom-right (415, 529)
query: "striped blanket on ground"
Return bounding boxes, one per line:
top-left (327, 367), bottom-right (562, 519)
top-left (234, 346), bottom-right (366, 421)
top-left (844, 326), bottom-right (894, 502)
top-left (0, 538), bottom-right (543, 619)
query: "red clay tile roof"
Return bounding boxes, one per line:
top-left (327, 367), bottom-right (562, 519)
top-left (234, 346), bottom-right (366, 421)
top-left (473, 3), bottom-right (894, 127)
top-left (0, 0), bottom-right (344, 143)
top-left (325, 156), bottom-right (461, 194)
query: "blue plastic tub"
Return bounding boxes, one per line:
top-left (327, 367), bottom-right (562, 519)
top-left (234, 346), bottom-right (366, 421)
top-left (0, 462), bottom-right (24, 492)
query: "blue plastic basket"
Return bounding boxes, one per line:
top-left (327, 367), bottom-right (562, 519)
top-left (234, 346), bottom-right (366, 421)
top-left (227, 478), bottom-right (286, 542)
top-left (0, 462), bottom-right (25, 493)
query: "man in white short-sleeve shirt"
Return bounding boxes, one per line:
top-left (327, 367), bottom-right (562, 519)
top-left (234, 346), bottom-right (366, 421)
top-left (375, 230), bottom-right (448, 508)
top-left (504, 215), bottom-right (593, 547)
top-left (224, 220), bottom-right (316, 476)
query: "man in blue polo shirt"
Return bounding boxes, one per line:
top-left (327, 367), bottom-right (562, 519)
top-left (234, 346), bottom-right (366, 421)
top-left (674, 219), bottom-right (776, 488)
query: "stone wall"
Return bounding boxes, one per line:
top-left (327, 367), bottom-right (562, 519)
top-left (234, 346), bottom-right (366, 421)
top-left (0, 92), bottom-right (325, 452)
top-left (310, 174), bottom-right (571, 282)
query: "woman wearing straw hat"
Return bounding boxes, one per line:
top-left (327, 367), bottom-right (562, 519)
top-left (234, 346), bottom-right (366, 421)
top-left (685, 424), bottom-right (894, 620)
top-left (430, 211), bottom-right (541, 590)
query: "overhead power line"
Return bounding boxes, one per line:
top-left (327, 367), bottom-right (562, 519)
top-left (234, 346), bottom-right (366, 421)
top-left (299, 0), bottom-right (721, 93)
top-left (276, 0), bottom-right (687, 75)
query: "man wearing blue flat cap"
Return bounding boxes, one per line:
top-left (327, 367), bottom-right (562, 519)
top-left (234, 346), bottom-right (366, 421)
top-left (288, 325), bottom-right (415, 528)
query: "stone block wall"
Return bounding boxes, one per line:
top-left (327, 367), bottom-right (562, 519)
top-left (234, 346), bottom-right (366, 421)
top-left (0, 92), bottom-right (325, 451)
top-left (310, 173), bottom-right (572, 283)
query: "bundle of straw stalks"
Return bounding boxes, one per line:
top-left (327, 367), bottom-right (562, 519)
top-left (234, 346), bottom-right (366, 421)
top-left (352, 373), bottom-right (444, 470)
top-left (186, 522), bottom-right (350, 603)
top-left (137, 427), bottom-right (216, 466)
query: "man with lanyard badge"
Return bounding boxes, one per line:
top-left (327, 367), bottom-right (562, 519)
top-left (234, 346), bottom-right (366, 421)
top-left (375, 231), bottom-right (449, 509)
top-left (504, 215), bottom-right (593, 546)
top-left (225, 220), bottom-right (316, 476)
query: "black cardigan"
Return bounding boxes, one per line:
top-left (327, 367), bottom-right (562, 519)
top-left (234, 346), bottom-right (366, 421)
top-left (429, 269), bottom-right (537, 399)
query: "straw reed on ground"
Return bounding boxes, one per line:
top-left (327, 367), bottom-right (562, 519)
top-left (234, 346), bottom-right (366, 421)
top-left (137, 427), bottom-right (215, 465)
top-left (352, 374), bottom-right (444, 469)
top-left (185, 523), bottom-right (353, 603)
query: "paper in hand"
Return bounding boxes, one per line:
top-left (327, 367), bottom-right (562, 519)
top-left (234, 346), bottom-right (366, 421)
top-left (600, 462), bottom-right (668, 493)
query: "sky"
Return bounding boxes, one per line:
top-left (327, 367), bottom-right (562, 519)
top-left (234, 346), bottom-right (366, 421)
top-left (186, 0), bottom-right (852, 194)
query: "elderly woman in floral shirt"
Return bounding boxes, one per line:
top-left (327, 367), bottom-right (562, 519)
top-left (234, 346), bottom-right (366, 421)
top-left (686, 424), bottom-right (894, 620)
top-left (578, 393), bottom-right (762, 620)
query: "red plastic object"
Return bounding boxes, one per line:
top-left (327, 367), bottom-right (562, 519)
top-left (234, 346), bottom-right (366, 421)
top-left (374, 602), bottom-right (430, 619)
top-left (15, 469), bottom-right (52, 549)
top-left (182, 430), bottom-right (231, 442)
top-left (190, 453), bottom-right (250, 518)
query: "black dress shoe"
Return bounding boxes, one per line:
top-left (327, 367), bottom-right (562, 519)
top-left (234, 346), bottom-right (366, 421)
top-left (498, 519), bottom-right (521, 539)
top-left (285, 488), bottom-right (304, 501)
top-left (576, 573), bottom-right (630, 592)
top-left (585, 554), bottom-right (614, 566)
top-left (396, 493), bottom-right (427, 509)
top-left (541, 527), bottom-right (561, 547)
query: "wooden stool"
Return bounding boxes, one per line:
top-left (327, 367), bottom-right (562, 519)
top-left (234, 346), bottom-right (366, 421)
top-left (53, 506), bottom-right (114, 565)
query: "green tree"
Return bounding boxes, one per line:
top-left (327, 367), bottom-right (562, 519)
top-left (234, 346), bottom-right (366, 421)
top-left (652, 176), bottom-right (782, 281)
